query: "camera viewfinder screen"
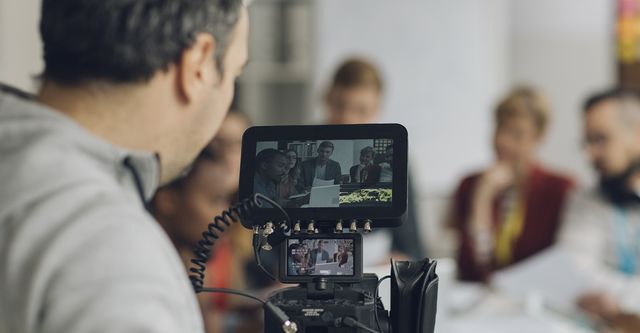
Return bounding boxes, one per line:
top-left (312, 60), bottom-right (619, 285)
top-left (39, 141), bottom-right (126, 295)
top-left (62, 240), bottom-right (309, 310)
top-left (253, 139), bottom-right (393, 208)
top-left (286, 238), bottom-right (355, 277)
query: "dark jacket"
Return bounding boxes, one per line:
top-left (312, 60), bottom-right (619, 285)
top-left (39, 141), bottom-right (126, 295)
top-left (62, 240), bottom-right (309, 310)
top-left (299, 158), bottom-right (342, 189)
top-left (349, 164), bottom-right (381, 184)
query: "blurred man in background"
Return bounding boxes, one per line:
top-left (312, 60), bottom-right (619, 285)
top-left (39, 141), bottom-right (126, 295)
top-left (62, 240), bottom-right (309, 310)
top-left (560, 88), bottom-right (640, 321)
top-left (0, 0), bottom-right (248, 332)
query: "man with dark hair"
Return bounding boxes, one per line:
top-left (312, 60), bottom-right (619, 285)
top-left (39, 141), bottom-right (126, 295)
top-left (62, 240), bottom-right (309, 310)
top-left (309, 240), bottom-right (332, 267)
top-left (287, 243), bottom-right (306, 276)
top-left (0, 0), bottom-right (248, 332)
top-left (350, 146), bottom-right (381, 184)
top-left (299, 141), bottom-right (342, 189)
top-left (254, 148), bottom-right (288, 204)
top-left (560, 88), bottom-right (640, 320)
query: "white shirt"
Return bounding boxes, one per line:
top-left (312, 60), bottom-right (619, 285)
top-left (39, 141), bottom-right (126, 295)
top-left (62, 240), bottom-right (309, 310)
top-left (559, 187), bottom-right (640, 313)
top-left (315, 163), bottom-right (327, 180)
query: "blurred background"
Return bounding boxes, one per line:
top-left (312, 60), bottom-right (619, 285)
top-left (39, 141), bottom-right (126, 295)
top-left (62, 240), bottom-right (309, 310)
top-left (0, 0), bottom-right (617, 256)
top-left (3, 0), bottom-right (639, 332)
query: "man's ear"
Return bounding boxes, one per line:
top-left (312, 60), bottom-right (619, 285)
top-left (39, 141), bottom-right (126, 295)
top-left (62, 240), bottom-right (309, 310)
top-left (176, 33), bottom-right (217, 104)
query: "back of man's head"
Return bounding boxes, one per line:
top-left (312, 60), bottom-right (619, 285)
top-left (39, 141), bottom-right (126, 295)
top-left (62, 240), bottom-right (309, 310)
top-left (40, 0), bottom-right (242, 84)
top-left (38, 0), bottom-right (248, 184)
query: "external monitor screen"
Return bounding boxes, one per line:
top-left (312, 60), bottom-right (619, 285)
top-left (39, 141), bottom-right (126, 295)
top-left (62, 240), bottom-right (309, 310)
top-left (253, 139), bottom-right (394, 208)
top-left (286, 238), bottom-right (355, 277)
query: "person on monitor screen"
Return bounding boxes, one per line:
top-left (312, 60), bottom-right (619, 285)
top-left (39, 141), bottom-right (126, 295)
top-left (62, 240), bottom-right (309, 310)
top-left (333, 245), bottom-right (349, 268)
top-left (350, 146), bottom-right (381, 184)
top-left (309, 240), bottom-right (332, 266)
top-left (254, 148), bottom-right (288, 205)
top-left (287, 243), bottom-right (310, 276)
top-left (449, 86), bottom-right (574, 282)
top-left (279, 149), bottom-right (303, 201)
top-left (323, 57), bottom-right (425, 263)
top-left (379, 144), bottom-right (393, 182)
top-left (299, 141), bottom-right (342, 189)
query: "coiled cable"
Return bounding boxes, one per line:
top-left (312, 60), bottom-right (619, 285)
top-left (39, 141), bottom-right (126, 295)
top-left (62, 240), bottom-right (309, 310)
top-left (189, 193), bottom-right (290, 292)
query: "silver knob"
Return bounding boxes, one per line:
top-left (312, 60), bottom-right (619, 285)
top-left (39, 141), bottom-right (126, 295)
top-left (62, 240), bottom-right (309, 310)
top-left (363, 219), bottom-right (372, 233)
top-left (350, 220), bottom-right (358, 232)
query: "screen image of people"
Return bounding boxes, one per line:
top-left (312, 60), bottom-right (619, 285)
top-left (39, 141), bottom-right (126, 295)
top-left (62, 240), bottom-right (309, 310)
top-left (253, 139), bottom-right (393, 208)
top-left (287, 239), bottom-right (354, 276)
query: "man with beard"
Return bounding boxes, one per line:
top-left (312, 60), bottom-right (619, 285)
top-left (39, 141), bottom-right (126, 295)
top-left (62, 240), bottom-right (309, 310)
top-left (560, 88), bottom-right (640, 322)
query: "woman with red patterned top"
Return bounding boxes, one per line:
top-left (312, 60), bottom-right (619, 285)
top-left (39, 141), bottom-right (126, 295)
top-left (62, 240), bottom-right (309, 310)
top-left (448, 86), bottom-right (574, 282)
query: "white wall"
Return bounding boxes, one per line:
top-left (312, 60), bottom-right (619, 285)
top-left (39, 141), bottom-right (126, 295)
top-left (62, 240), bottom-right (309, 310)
top-left (328, 140), bottom-right (354, 176)
top-left (256, 141), bottom-right (278, 154)
top-left (510, 0), bottom-right (615, 186)
top-left (0, 0), bottom-right (614, 214)
top-left (313, 0), bottom-right (510, 194)
top-left (0, 0), bottom-right (42, 92)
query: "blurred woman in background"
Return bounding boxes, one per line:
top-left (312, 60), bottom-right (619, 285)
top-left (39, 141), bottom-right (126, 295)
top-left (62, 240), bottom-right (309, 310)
top-left (449, 86), bottom-right (574, 282)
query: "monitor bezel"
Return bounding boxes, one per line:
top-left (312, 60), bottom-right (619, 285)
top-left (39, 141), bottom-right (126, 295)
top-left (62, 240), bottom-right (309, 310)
top-left (239, 123), bottom-right (408, 228)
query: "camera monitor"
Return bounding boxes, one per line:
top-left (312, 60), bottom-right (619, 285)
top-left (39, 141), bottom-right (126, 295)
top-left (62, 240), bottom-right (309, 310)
top-left (239, 124), bottom-right (408, 228)
top-left (280, 233), bottom-right (363, 283)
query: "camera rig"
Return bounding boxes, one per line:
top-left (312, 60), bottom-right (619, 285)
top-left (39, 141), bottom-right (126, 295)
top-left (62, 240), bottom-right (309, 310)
top-left (189, 124), bottom-right (438, 333)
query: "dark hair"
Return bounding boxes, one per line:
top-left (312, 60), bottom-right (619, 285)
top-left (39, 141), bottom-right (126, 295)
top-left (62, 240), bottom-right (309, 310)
top-left (40, 0), bottom-right (243, 84)
top-left (360, 146), bottom-right (374, 156)
top-left (256, 148), bottom-right (286, 168)
top-left (329, 58), bottom-right (383, 93)
top-left (288, 243), bottom-right (301, 254)
top-left (583, 88), bottom-right (640, 112)
top-left (318, 141), bottom-right (335, 151)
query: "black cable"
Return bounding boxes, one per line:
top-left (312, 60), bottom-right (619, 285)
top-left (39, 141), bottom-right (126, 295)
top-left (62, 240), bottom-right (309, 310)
top-left (199, 287), bottom-right (265, 304)
top-left (374, 275), bottom-right (391, 333)
top-left (200, 288), bottom-right (298, 333)
top-left (189, 193), bottom-right (290, 292)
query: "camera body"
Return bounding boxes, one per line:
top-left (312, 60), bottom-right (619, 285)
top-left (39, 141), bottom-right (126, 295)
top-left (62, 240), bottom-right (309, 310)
top-left (265, 233), bottom-right (385, 332)
top-left (238, 124), bottom-right (436, 333)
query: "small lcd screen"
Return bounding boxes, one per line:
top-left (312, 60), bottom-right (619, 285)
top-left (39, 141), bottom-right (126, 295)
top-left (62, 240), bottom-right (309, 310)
top-left (286, 238), bottom-right (355, 276)
top-left (253, 139), bottom-right (393, 208)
